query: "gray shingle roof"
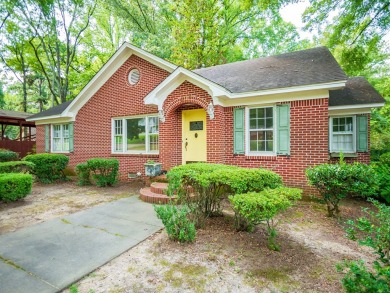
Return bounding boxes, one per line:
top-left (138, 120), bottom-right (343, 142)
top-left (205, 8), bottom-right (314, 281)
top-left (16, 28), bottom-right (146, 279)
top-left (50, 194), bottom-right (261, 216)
top-left (329, 77), bottom-right (385, 106)
top-left (28, 100), bottom-right (72, 120)
top-left (26, 47), bottom-right (383, 121)
top-left (193, 47), bottom-right (348, 93)
top-left (0, 109), bottom-right (32, 119)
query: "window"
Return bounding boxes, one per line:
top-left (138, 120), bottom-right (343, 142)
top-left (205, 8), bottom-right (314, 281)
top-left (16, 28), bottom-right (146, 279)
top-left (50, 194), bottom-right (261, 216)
top-left (330, 116), bottom-right (355, 153)
top-left (248, 107), bottom-right (274, 154)
top-left (52, 124), bottom-right (70, 152)
top-left (112, 116), bottom-right (158, 154)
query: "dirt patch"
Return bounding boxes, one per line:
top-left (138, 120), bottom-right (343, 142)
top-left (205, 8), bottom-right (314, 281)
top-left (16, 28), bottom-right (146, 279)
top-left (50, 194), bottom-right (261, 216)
top-left (0, 182), bottom-right (377, 292)
top-left (0, 179), bottom-right (145, 234)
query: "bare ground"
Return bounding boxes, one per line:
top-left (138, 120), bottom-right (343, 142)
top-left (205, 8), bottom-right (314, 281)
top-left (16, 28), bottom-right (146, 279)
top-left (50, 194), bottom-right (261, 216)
top-left (0, 181), bottom-right (376, 293)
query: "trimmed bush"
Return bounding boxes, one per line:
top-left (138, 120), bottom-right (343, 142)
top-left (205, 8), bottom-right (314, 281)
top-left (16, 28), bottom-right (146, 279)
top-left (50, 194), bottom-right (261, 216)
top-left (0, 149), bottom-right (18, 162)
top-left (75, 163), bottom-right (91, 186)
top-left (167, 163), bottom-right (283, 227)
top-left (23, 153), bottom-right (69, 183)
top-left (154, 204), bottom-right (196, 243)
top-left (87, 158), bottom-right (119, 187)
top-left (0, 161), bottom-right (35, 174)
top-left (373, 152), bottom-right (390, 203)
top-left (229, 187), bottom-right (302, 250)
top-left (0, 173), bottom-right (33, 201)
top-left (306, 159), bottom-right (378, 217)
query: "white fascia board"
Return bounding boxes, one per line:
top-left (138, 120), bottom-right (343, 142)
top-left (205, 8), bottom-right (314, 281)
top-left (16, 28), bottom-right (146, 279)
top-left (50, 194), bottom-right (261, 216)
top-left (64, 43), bottom-right (177, 117)
top-left (219, 89), bottom-right (330, 107)
top-left (32, 115), bottom-right (75, 125)
top-left (225, 81), bottom-right (347, 100)
top-left (329, 103), bottom-right (385, 115)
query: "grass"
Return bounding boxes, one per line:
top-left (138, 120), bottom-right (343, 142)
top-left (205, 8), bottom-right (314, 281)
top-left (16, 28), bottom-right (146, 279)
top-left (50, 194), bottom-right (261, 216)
top-left (163, 262), bottom-right (208, 291)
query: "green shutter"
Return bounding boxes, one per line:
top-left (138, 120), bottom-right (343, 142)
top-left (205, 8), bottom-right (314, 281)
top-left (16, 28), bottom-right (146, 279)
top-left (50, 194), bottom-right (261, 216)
top-left (45, 125), bottom-right (50, 152)
top-left (69, 123), bottom-right (74, 152)
top-left (233, 108), bottom-right (245, 154)
top-left (277, 104), bottom-right (290, 155)
top-left (356, 115), bottom-right (368, 152)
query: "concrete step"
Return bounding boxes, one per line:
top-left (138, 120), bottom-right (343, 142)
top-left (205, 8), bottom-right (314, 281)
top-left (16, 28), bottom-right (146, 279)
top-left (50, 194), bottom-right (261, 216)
top-left (150, 182), bottom-right (169, 195)
top-left (139, 187), bottom-right (176, 205)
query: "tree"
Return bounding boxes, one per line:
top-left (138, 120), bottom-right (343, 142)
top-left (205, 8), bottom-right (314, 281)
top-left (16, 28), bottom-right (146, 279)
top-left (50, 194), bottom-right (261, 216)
top-left (302, 0), bottom-right (390, 158)
top-left (8, 0), bottom-right (96, 105)
top-left (0, 81), bottom-right (5, 109)
top-left (303, 0), bottom-right (390, 47)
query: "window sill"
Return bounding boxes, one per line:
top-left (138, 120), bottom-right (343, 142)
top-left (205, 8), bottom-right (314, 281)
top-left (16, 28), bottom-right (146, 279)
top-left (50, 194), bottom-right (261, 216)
top-left (245, 155), bottom-right (277, 161)
top-left (111, 153), bottom-right (159, 157)
top-left (329, 152), bottom-right (358, 158)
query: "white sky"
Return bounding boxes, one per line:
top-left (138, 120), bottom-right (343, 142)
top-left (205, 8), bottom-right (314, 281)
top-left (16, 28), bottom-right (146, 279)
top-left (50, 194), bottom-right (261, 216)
top-left (280, 0), bottom-right (313, 40)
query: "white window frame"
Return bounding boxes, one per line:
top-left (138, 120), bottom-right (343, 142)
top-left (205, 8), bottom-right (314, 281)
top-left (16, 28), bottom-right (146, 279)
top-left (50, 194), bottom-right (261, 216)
top-left (51, 124), bottom-right (70, 153)
top-left (329, 115), bottom-right (356, 153)
top-left (245, 106), bottom-right (276, 156)
top-left (111, 114), bottom-right (159, 154)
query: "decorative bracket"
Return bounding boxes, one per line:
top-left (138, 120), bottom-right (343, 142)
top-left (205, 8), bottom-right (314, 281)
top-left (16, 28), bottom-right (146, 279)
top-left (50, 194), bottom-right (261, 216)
top-left (158, 109), bottom-right (165, 123)
top-left (207, 102), bottom-right (215, 120)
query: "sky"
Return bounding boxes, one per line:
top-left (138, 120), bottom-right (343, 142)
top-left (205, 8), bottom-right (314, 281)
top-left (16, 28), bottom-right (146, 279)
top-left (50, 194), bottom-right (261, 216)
top-left (280, 0), bottom-right (313, 40)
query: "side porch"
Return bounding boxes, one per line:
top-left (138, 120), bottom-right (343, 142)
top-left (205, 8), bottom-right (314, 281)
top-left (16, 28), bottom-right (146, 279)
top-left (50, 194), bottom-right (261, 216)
top-left (0, 110), bottom-right (36, 158)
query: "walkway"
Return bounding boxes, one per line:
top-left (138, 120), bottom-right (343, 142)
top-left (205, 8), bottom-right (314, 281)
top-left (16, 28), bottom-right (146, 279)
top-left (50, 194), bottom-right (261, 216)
top-left (0, 197), bottom-right (163, 293)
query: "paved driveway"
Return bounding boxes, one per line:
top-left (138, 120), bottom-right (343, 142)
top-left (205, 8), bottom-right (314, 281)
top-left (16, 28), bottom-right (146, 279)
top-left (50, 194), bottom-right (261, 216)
top-left (0, 197), bottom-right (163, 293)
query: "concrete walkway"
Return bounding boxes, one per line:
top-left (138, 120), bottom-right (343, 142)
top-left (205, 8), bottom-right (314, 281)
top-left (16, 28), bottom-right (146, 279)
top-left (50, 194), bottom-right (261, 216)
top-left (0, 197), bottom-right (163, 293)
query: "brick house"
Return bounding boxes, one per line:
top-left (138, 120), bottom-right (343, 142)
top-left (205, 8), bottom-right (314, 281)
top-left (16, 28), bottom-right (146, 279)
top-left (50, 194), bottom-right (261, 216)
top-left (27, 43), bottom-right (385, 190)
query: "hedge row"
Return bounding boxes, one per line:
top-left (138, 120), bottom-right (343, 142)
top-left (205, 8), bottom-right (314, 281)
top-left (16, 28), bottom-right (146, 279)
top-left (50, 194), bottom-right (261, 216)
top-left (23, 153), bottom-right (69, 183)
top-left (0, 149), bottom-right (18, 162)
top-left (0, 161), bottom-right (35, 173)
top-left (0, 173), bottom-right (33, 201)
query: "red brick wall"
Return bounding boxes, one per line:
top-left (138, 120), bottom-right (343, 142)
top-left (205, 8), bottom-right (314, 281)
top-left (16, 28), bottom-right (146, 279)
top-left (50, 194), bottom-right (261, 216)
top-left (36, 125), bottom-right (45, 153)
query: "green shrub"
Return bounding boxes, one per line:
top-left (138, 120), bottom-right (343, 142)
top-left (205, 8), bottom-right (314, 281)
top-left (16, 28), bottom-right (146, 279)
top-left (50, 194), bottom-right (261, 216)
top-left (154, 204), bottom-right (196, 243)
top-left (75, 163), bottom-right (91, 186)
top-left (23, 153), bottom-right (69, 183)
top-left (373, 152), bottom-right (390, 203)
top-left (229, 187), bottom-right (302, 250)
top-left (87, 158), bottom-right (119, 187)
top-left (306, 158), bottom-right (378, 217)
top-left (0, 161), bottom-right (35, 174)
top-left (337, 199), bottom-right (390, 292)
top-left (0, 173), bottom-right (33, 201)
top-left (167, 163), bottom-right (282, 227)
top-left (0, 149), bottom-right (18, 162)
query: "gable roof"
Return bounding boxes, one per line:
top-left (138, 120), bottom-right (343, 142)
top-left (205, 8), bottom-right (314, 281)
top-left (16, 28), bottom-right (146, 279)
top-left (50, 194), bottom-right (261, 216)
top-left (27, 43), bottom-right (177, 122)
top-left (28, 100), bottom-right (72, 120)
top-left (193, 47), bottom-right (347, 93)
top-left (27, 45), bottom-right (384, 122)
top-left (329, 77), bottom-right (386, 106)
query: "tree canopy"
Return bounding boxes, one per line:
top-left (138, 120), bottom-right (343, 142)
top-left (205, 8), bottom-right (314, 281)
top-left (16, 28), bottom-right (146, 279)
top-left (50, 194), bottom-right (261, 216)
top-left (0, 0), bottom-right (389, 154)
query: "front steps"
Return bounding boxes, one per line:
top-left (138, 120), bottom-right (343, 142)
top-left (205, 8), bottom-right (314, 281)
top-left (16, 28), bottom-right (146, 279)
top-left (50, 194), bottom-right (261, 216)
top-left (139, 182), bottom-right (176, 204)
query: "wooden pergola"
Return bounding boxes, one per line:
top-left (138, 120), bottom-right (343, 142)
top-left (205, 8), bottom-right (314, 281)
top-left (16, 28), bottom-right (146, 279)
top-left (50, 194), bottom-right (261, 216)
top-left (0, 109), bottom-right (36, 158)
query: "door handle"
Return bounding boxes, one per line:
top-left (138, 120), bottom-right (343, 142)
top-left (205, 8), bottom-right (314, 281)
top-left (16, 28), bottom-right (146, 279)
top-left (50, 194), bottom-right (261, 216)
top-left (185, 141), bottom-right (188, 151)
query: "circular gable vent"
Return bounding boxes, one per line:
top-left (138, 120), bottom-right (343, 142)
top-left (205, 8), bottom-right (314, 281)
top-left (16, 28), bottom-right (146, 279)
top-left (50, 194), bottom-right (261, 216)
top-left (128, 68), bottom-right (140, 85)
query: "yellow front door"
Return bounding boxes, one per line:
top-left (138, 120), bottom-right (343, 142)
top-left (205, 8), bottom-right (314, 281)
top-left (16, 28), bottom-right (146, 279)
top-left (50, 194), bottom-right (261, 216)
top-left (182, 109), bottom-right (207, 164)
